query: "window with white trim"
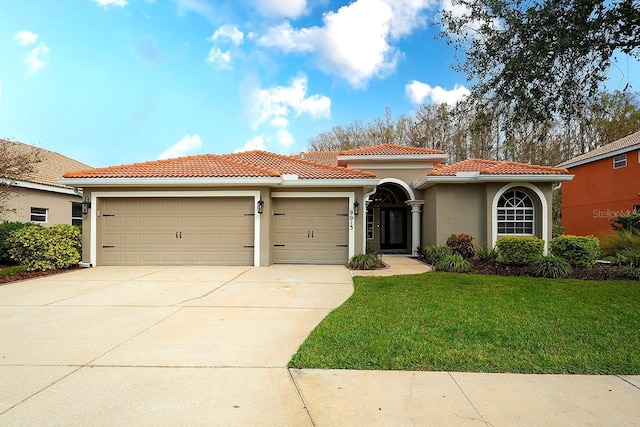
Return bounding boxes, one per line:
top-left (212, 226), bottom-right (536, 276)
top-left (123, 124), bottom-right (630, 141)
top-left (30, 207), bottom-right (48, 223)
top-left (613, 154), bottom-right (627, 169)
top-left (497, 190), bottom-right (534, 235)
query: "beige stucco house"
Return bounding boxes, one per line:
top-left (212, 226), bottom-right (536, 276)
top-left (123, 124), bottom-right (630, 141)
top-left (1, 139), bottom-right (92, 226)
top-left (60, 144), bottom-right (572, 267)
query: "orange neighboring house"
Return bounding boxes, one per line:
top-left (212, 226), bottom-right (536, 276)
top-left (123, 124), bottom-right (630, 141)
top-left (558, 130), bottom-right (640, 238)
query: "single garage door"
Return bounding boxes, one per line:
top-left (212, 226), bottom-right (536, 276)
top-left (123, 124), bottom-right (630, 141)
top-left (272, 197), bottom-right (349, 264)
top-left (99, 197), bottom-right (254, 266)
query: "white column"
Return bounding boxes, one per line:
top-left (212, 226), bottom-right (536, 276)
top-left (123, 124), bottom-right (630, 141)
top-left (405, 200), bottom-right (424, 257)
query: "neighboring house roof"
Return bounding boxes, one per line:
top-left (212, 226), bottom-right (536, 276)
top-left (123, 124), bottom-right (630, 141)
top-left (414, 158), bottom-right (572, 189)
top-left (1, 138), bottom-right (91, 192)
top-left (62, 151), bottom-right (376, 184)
top-left (291, 151), bottom-right (339, 166)
top-left (338, 144), bottom-right (445, 156)
top-left (557, 130), bottom-right (640, 168)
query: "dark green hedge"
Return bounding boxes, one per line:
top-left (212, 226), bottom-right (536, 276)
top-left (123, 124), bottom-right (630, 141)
top-left (551, 235), bottom-right (600, 268)
top-left (496, 236), bottom-right (545, 265)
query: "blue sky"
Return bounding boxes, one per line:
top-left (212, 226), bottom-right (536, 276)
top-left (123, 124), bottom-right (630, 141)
top-left (0, 0), bottom-right (638, 168)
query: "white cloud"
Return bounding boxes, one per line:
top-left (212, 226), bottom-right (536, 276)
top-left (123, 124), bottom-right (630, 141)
top-left (276, 129), bottom-right (295, 147)
top-left (14, 31), bottom-right (38, 45)
top-left (210, 25), bottom-right (244, 45)
top-left (234, 135), bottom-right (266, 153)
top-left (257, 0), bottom-right (434, 88)
top-left (25, 43), bottom-right (50, 74)
top-left (439, 0), bottom-right (500, 39)
top-left (270, 116), bottom-right (289, 128)
top-left (248, 74), bottom-right (330, 128)
top-left (205, 47), bottom-right (232, 69)
top-left (253, 0), bottom-right (307, 19)
top-left (406, 80), bottom-right (470, 105)
top-left (90, 0), bottom-right (128, 7)
top-left (158, 134), bottom-right (203, 159)
top-left (173, 0), bottom-right (215, 21)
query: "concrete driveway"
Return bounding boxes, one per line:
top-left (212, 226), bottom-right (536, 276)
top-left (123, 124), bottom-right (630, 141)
top-left (0, 265), bottom-right (353, 425)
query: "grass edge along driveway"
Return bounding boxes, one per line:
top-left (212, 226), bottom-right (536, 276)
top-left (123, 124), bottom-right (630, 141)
top-left (289, 273), bottom-right (640, 374)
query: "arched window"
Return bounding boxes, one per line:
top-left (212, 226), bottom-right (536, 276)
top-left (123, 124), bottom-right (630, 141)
top-left (497, 190), bottom-right (534, 235)
top-left (372, 187), bottom-right (397, 204)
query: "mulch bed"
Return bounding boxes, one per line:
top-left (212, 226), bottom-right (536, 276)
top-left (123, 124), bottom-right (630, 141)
top-left (0, 265), bottom-right (80, 285)
top-left (469, 259), bottom-right (632, 281)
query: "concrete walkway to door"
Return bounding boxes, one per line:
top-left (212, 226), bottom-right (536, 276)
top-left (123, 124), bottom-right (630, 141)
top-left (1, 264), bottom-right (639, 425)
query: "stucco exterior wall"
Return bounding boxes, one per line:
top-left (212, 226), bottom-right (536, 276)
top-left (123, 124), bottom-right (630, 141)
top-left (1, 187), bottom-right (81, 225)
top-left (431, 184), bottom-right (486, 245)
top-left (421, 187), bottom-right (438, 247)
top-left (562, 150), bottom-right (640, 238)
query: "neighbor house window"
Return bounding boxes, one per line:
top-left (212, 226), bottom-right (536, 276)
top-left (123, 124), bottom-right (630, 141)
top-left (71, 202), bottom-right (82, 226)
top-left (30, 207), bottom-right (48, 223)
top-left (613, 154), bottom-right (627, 169)
top-left (497, 190), bottom-right (534, 235)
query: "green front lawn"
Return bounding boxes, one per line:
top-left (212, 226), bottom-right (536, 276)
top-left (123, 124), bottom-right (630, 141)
top-left (289, 273), bottom-right (640, 374)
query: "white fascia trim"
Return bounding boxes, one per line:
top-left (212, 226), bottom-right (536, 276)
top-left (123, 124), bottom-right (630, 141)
top-left (491, 183), bottom-right (549, 255)
top-left (413, 174), bottom-right (574, 189)
top-left (7, 179), bottom-right (79, 196)
top-left (338, 154), bottom-right (448, 163)
top-left (59, 177), bottom-right (282, 187)
top-left (559, 144), bottom-right (640, 169)
top-left (89, 190), bottom-right (262, 268)
top-left (272, 191), bottom-right (357, 260)
top-left (279, 178), bottom-right (379, 187)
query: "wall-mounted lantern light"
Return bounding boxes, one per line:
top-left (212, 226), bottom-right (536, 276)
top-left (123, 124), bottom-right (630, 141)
top-left (257, 197), bottom-right (264, 215)
top-left (81, 196), bottom-right (91, 215)
top-left (353, 199), bottom-right (360, 216)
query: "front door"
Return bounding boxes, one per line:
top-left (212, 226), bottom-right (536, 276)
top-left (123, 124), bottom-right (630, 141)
top-left (380, 207), bottom-right (407, 250)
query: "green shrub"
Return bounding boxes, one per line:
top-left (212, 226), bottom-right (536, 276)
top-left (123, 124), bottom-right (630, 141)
top-left (446, 233), bottom-right (475, 259)
top-left (475, 245), bottom-right (498, 262)
top-left (436, 254), bottom-right (471, 273)
top-left (610, 211), bottom-right (640, 234)
top-left (621, 265), bottom-right (640, 280)
top-left (348, 253), bottom-right (382, 270)
top-left (0, 221), bottom-right (36, 264)
top-left (600, 230), bottom-right (640, 257)
top-left (9, 224), bottom-right (82, 271)
top-left (529, 255), bottom-right (572, 279)
top-left (496, 236), bottom-right (545, 265)
top-left (421, 245), bottom-right (452, 266)
top-left (615, 249), bottom-right (640, 268)
top-left (550, 235), bottom-right (600, 268)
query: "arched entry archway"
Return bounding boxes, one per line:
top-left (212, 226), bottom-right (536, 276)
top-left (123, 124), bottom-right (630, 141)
top-left (366, 182), bottom-right (413, 254)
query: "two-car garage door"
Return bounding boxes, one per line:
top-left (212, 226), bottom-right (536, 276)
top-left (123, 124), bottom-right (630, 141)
top-left (99, 198), bottom-right (254, 266)
top-left (97, 196), bottom-right (350, 266)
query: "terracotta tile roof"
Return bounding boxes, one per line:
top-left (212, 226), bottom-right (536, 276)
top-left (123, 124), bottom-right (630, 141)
top-left (223, 151), bottom-right (375, 179)
top-left (339, 143), bottom-right (445, 156)
top-left (428, 159), bottom-right (570, 176)
top-left (63, 155), bottom-right (281, 178)
top-left (64, 151), bottom-right (375, 180)
top-left (1, 139), bottom-right (92, 188)
top-left (290, 151), bottom-right (339, 166)
top-left (557, 130), bottom-right (640, 168)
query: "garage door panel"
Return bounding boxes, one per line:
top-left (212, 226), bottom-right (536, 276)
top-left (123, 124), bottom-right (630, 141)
top-left (273, 198), bottom-right (348, 265)
top-left (100, 197), bottom-right (254, 266)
